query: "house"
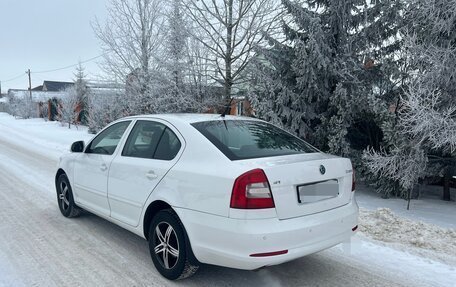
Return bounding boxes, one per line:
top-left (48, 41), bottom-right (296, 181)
top-left (229, 97), bottom-right (253, 116)
top-left (42, 81), bottom-right (74, 92)
top-left (6, 80), bottom-right (76, 119)
top-left (203, 96), bottom-right (253, 116)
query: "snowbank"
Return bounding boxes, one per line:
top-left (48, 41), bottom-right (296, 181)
top-left (356, 184), bottom-right (456, 229)
top-left (0, 112), bottom-right (93, 160)
top-left (360, 207), bottom-right (456, 265)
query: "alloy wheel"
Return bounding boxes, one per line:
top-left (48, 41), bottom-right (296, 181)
top-left (153, 222), bottom-right (180, 269)
top-left (59, 181), bottom-right (70, 212)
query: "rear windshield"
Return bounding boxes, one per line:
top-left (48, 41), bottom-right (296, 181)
top-left (191, 120), bottom-right (318, 160)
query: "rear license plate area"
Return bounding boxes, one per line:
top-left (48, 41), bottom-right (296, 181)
top-left (297, 179), bottom-right (339, 204)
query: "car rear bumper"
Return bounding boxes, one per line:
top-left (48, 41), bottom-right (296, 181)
top-left (174, 199), bottom-right (358, 270)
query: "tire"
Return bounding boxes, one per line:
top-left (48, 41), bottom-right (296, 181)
top-left (148, 209), bottom-right (199, 280)
top-left (56, 174), bottom-right (82, 218)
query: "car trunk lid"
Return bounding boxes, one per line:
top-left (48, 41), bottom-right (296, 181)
top-left (236, 153), bottom-right (353, 220)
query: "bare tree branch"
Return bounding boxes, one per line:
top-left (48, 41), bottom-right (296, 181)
top-left (184, 0), bottom-right (282, 99)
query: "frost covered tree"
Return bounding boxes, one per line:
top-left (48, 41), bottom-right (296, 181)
top-left (8, 94), bottom-right (34, 119)
top-left (73, 62), bottom-right (89, 125)
top-left (156, 0), bottom-right (202, 113)
top-left (59, 87), bottom-right (80, 129)
top-left (250, 0), bottom-right (403, 157)
top-left (87, 91), bottom-right (125, 133)
top-left (164, 0), bottom-right (188, 94)
top-left (364, 0), bottom-right (456, 201)
top-left (185, 0), bottom-right (282, 100)
top-left (187, 37), bottom-right (218, 106)
top-left (93, 0), bottom-right (165, 114)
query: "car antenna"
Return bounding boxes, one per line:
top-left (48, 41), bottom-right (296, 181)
top-left (221, 97), bottom-right (234, 118)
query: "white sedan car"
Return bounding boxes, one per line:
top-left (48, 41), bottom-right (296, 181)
top-left (56, 114), bottom-right (358, 280)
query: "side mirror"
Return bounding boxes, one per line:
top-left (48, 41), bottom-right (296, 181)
top-left (71, 141), bottom-right (85, 153)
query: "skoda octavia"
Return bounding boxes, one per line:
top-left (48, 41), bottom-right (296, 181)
top-left (55, 114), bottom-right (358, 280)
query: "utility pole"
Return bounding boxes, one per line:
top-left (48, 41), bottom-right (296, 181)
top-left (26, 69), bottom-right (32, 101)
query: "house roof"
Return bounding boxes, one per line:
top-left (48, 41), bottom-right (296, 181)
top-left (42, 81), bottom-right (74, 92)
top-left (32, 85), bottom-right (43, 91)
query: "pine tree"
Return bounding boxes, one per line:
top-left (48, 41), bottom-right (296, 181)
top-left (74, 62), bottom-right (88, 125)
top-left (165, 0), bottom-right (188, 94)
top-left (250, 0), bottom-right (404, 158)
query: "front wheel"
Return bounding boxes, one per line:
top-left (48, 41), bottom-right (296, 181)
top-left (56, 174), bottom-right (81, 218)
top-left (148, 209), bottom-right (199, 280)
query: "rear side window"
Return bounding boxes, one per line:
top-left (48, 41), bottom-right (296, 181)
top-left (122, 121), bottom-right (166, 159)
top-left (192, 120), bottom-right (318, 160)
top-left (122, 120), bottom-right (181, 161)
top-left (154, 128), bottom-right (182, 160)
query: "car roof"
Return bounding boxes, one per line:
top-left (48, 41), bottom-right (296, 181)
top-left (122, 113), bottom-right (261, 124)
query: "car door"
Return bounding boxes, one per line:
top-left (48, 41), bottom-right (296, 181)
top-left (108, 119), bottom-right (184, 226)
top-left (73, 120), bottom-right (132, 216)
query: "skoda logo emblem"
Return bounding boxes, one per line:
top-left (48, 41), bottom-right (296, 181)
top-left (319, 165), bottom-right (326, 175)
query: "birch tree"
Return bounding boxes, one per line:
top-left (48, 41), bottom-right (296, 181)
top-left (185, 0), bottom-right (282, 100)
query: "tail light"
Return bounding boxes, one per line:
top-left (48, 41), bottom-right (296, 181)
top-left (352, 169), bottom-right (356, 192)
top-left (230, 169), bottom-right (275, 209)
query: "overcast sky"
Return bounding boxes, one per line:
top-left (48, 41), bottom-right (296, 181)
top-left (0, 0), bottom-right (109, 93)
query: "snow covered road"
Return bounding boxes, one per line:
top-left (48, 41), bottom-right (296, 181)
top-left (0, 114), bottom-right (454, 286)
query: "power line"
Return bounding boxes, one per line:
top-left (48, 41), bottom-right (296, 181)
top-left (32, 73), bottom-right (46, 82)
top-left (0, 53), bottom-right (106, 91)
top-left (2, 72), bottom-right (26, 83)
top-left (33, 54), bottom-right (105, 74)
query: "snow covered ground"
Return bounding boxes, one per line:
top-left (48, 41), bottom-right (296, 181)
top-left (0, 113), bottom-right (455, 287)
top-left (0, 113), bottom-right (93, 160)
top-left (357, 184), bottom-right (456, 229)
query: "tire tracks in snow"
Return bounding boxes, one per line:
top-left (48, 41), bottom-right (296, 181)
top-left (0, 156), bottom-right (170, 286)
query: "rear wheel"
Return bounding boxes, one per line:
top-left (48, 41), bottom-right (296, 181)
top-left (56, 174), bottom-right (81, 218)
top-left (148, 209), bottom-right (199, 280)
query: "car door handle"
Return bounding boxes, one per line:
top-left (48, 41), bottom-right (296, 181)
top-left (100, 163), bottom-right (108, 171)
top-left (146, 171), bottom-right (158, 180)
